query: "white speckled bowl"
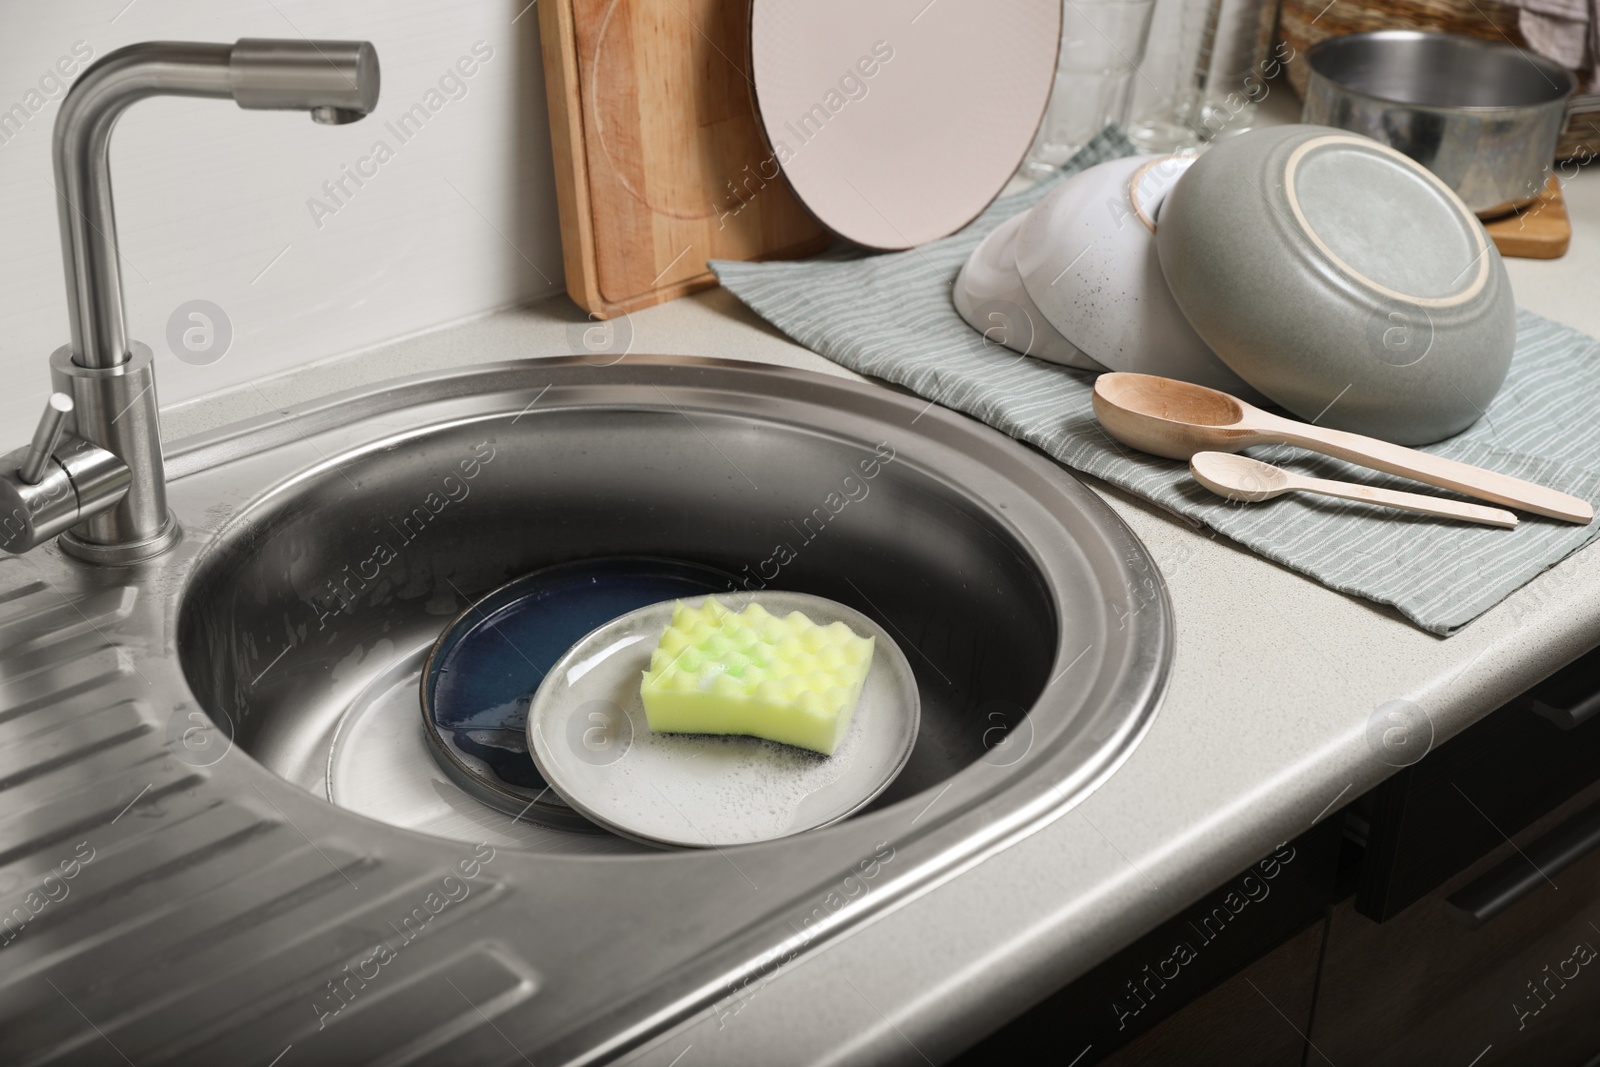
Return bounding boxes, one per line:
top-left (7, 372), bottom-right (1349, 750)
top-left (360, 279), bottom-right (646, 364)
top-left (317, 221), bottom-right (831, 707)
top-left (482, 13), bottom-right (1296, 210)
top-left (1014, 153), bottom-right (1261, 398)
top-left (1156, 124), bottom-right (1516, 445)
top-left (953, 212), bottom-right (1105, 371)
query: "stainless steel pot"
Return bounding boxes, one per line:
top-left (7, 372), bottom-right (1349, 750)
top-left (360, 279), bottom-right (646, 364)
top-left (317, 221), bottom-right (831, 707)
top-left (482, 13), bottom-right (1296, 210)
top-left (1303, 30), bottom-right (1576, 218)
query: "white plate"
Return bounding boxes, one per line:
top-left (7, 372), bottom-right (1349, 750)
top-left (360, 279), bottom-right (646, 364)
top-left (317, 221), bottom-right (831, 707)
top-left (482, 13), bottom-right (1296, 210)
top-left (953, 212), bottom-right (1106, 371)
top-left (750, 0), bottom-right (1061, 249)
top-left (1014, 154), bottom-right (1261, 398)
top-left (526, 593), bottom-right (920, 849)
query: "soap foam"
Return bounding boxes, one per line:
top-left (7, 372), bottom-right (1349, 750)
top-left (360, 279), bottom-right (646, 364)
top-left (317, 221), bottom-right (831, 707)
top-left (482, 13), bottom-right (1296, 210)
top-left (604, 685), bottom-right (867, 841)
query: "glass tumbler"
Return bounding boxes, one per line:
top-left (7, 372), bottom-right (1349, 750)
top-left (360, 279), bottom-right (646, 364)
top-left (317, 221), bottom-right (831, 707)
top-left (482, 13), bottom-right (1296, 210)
top-left (1127, 0), bottom-right (1274, 151)
top-left (1126, 0), bottom-right (1213, 152)
top-left (1193, 0), bottom-right (1274, 140)
top-left (1021, 0), bottom-right (1157, 180)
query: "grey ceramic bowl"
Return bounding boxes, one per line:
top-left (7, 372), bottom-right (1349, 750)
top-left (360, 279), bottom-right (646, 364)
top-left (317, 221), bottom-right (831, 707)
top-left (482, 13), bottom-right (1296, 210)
top-left (1156, 124), bottom-right (1515, 445)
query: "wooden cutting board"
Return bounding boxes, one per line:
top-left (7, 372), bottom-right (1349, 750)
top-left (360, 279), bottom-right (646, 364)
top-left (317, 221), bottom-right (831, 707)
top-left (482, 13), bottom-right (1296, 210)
top-left (539, 0), bottom-right (829, 319)
top-left (1484, 175), bottom-right (1572, 260)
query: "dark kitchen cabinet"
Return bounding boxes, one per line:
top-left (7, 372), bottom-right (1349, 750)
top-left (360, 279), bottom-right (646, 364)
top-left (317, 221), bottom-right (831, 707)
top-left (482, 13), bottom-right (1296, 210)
top-left (953, 643), bottom-right (1600, 1066)
top-left (1311, 777), bottom-right (1600, 1066)
top-left (1097, 921), bottom-right (1325, 1067)
top-left (1357, 646), bottom-right (1600, 922)
top-left (948, 820), bottom-right (1343, 1066)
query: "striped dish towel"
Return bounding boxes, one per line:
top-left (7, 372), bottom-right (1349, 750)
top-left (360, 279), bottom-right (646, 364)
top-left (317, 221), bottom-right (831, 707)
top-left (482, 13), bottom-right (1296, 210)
top-left (712, 128), bottom-right (1600, 635)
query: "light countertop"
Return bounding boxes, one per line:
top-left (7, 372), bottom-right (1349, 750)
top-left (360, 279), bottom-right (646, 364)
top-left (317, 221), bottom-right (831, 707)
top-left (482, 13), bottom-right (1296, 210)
top-left (158, 164), bottom-right (1600, 1065)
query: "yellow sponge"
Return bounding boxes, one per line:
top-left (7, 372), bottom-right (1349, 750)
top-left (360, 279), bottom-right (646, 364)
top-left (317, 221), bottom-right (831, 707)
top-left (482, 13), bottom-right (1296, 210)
top-left (639, 597), bottom-right (875, 755)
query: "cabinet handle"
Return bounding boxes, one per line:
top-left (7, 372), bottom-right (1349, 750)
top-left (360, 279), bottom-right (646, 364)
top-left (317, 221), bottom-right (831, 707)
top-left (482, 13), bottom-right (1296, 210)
top-left (1526, 647), bottom-right (1600, 730)
top-left (1529, 688), bottom-right (1600, 730)
top-left (1444, 797), bottom-right (1600, 928)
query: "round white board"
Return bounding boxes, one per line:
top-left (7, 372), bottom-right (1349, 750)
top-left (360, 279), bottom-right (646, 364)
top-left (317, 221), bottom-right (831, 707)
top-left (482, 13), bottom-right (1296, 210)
top-left (751, 0), bottom-right (1061, 249)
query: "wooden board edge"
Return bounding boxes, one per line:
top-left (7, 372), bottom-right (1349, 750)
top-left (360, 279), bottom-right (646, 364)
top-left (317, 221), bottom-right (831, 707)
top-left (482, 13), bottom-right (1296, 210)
top-left (538, 0), bottom-right (605, 313)
top-left (1490, 232), bottom-right (1572, 260)
top-left (597, 275), bottom-right (723, 319)
top-left (1485, 175), bottom-right (1572, 260)
top-left (538, 2), bottom-right (840, 321)
top-left (579, 231), bottom-right (834, 321)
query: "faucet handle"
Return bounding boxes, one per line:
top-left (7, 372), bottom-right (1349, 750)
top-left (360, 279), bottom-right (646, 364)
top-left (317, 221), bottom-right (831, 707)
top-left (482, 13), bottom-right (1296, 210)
top-left (17, 393), bottom-right (73, 485)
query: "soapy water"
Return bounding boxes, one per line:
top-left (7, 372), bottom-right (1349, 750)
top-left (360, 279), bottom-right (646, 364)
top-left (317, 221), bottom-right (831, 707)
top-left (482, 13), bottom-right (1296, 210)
top-left (608, 685), bottom-right (867, 839)
top-left (548, 676), bottom-right (871, 843)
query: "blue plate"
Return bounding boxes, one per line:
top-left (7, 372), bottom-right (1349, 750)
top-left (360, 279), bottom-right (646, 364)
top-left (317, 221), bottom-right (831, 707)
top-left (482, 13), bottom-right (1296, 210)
top-left (420, 557), bottom-right (738, 830)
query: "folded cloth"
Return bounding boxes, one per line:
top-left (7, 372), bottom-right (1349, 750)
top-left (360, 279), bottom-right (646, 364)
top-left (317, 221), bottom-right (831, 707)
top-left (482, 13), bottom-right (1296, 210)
top-left (711, 127), bottom-right (1600, 636)
top-left (1505, 0), bottom-right (1596, 89)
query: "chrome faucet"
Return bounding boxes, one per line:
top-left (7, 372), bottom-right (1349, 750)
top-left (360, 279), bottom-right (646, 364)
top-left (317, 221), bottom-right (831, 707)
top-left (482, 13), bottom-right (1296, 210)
top-left (0, 39), bottom-right (378, 564)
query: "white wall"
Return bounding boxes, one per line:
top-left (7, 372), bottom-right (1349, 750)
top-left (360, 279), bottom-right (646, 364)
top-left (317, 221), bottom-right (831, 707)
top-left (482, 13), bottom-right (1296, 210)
top-left (0, 0), bottom-right (564, 439)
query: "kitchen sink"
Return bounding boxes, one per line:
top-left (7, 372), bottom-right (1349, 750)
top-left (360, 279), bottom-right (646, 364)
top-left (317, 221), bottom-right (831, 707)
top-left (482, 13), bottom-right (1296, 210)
top-left (0, 356), bottom-right (1170, 1065)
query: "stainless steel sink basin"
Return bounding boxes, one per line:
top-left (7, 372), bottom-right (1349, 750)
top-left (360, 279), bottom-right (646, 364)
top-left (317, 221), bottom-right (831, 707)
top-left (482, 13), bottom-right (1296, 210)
top-left (0, 356), bottom-right (1170, 1065)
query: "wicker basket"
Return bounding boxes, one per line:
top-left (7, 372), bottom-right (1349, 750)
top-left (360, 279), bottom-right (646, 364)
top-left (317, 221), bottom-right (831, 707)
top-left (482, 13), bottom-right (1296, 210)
top-left (1277, 0), bottom-right (1597, 161)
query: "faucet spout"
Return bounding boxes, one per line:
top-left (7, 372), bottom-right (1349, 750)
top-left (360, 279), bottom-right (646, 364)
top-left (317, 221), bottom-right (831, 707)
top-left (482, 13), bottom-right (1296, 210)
top-left (229, 39), bottom-right (380, 121)
top-left (28, 38), bottom-right (380, 564)
top-left (56, 39), bottom-right (379, 370)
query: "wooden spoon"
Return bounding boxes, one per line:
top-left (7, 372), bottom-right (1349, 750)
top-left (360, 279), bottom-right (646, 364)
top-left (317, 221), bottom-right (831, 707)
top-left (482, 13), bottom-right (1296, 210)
top-left (1191, 452), bottom-right (1518, 528)
top-left (1093, 372), bottom-right (1593, 524)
